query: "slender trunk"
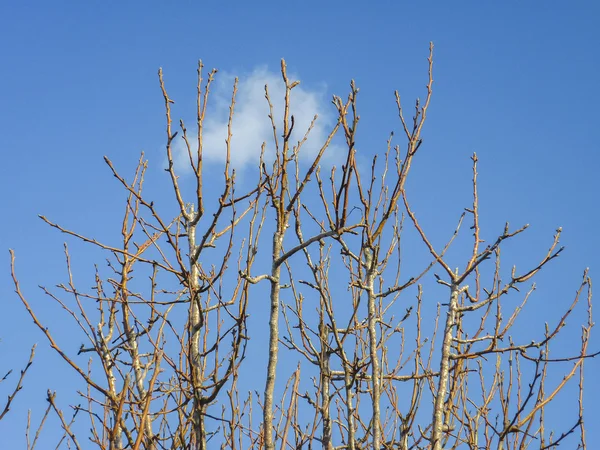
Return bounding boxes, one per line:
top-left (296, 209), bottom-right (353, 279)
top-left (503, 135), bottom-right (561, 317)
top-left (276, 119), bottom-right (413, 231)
top-left (99, 300), bottom-right (121, 449)
top-left (431, 285), bottom-right (459, 450)
top-left (196, 408), bottom-right (207, 450)
top-left (344, 367), bottom-right (356, 450)
top-left (120, 256), bottom-right (154, 447)
top-left (365, 248), bottom-right (381, 449)
top-left (319, 321), bottom-right (332, 450)
top-left (264, 232), bottom-right (283, 450)
top-left (107, 369), bottom-right (122, 449)
top-left (188, 208), bottom-right (206, 450)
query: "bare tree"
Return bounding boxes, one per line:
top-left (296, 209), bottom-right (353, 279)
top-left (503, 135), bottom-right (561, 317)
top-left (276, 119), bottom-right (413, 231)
top-left (9, 44), bottom-right (598, 449)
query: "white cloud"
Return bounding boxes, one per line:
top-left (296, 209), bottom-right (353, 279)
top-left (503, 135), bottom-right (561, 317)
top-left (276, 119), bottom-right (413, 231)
top-left (172, 66), bottom-right (343, 174)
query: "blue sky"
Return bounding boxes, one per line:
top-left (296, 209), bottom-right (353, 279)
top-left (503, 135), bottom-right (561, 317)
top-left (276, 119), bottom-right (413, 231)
top-left (1, 1), bottom-right (599, 447)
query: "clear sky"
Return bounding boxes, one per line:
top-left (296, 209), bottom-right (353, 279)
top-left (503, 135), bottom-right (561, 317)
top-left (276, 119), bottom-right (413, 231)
top-left (1, 1), bottom-right (599, 447)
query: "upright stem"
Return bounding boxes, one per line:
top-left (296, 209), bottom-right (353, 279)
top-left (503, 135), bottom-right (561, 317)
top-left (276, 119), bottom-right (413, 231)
top-left (187, 204), bottom-right (206, 450)
top-left (431, 284), bottom-right (459, 450)
top-left (344, 369), bottom-right (356, 450)
top-left (364, 247), bottom-right (382, 449)
top-left (264, 232), bottom-right (283, 450)
top-left (319, 320), bottom-right (333, 450)
top-left (121, 271), bottom-right (154, 447)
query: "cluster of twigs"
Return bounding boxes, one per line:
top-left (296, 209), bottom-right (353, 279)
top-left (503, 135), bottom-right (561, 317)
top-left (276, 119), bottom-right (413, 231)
top-left (0, 344), bottom-right (35, 422)
top-left (8, 44), bottom-right (598, 449)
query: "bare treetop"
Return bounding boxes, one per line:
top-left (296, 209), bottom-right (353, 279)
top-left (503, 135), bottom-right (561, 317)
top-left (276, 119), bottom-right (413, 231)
top-left (9, 45), bottom-right (598, 450)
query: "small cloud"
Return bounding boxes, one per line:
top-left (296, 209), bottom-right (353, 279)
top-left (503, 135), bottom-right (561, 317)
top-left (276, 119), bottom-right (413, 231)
top-left (172, 66), bottom-right (343, 174)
